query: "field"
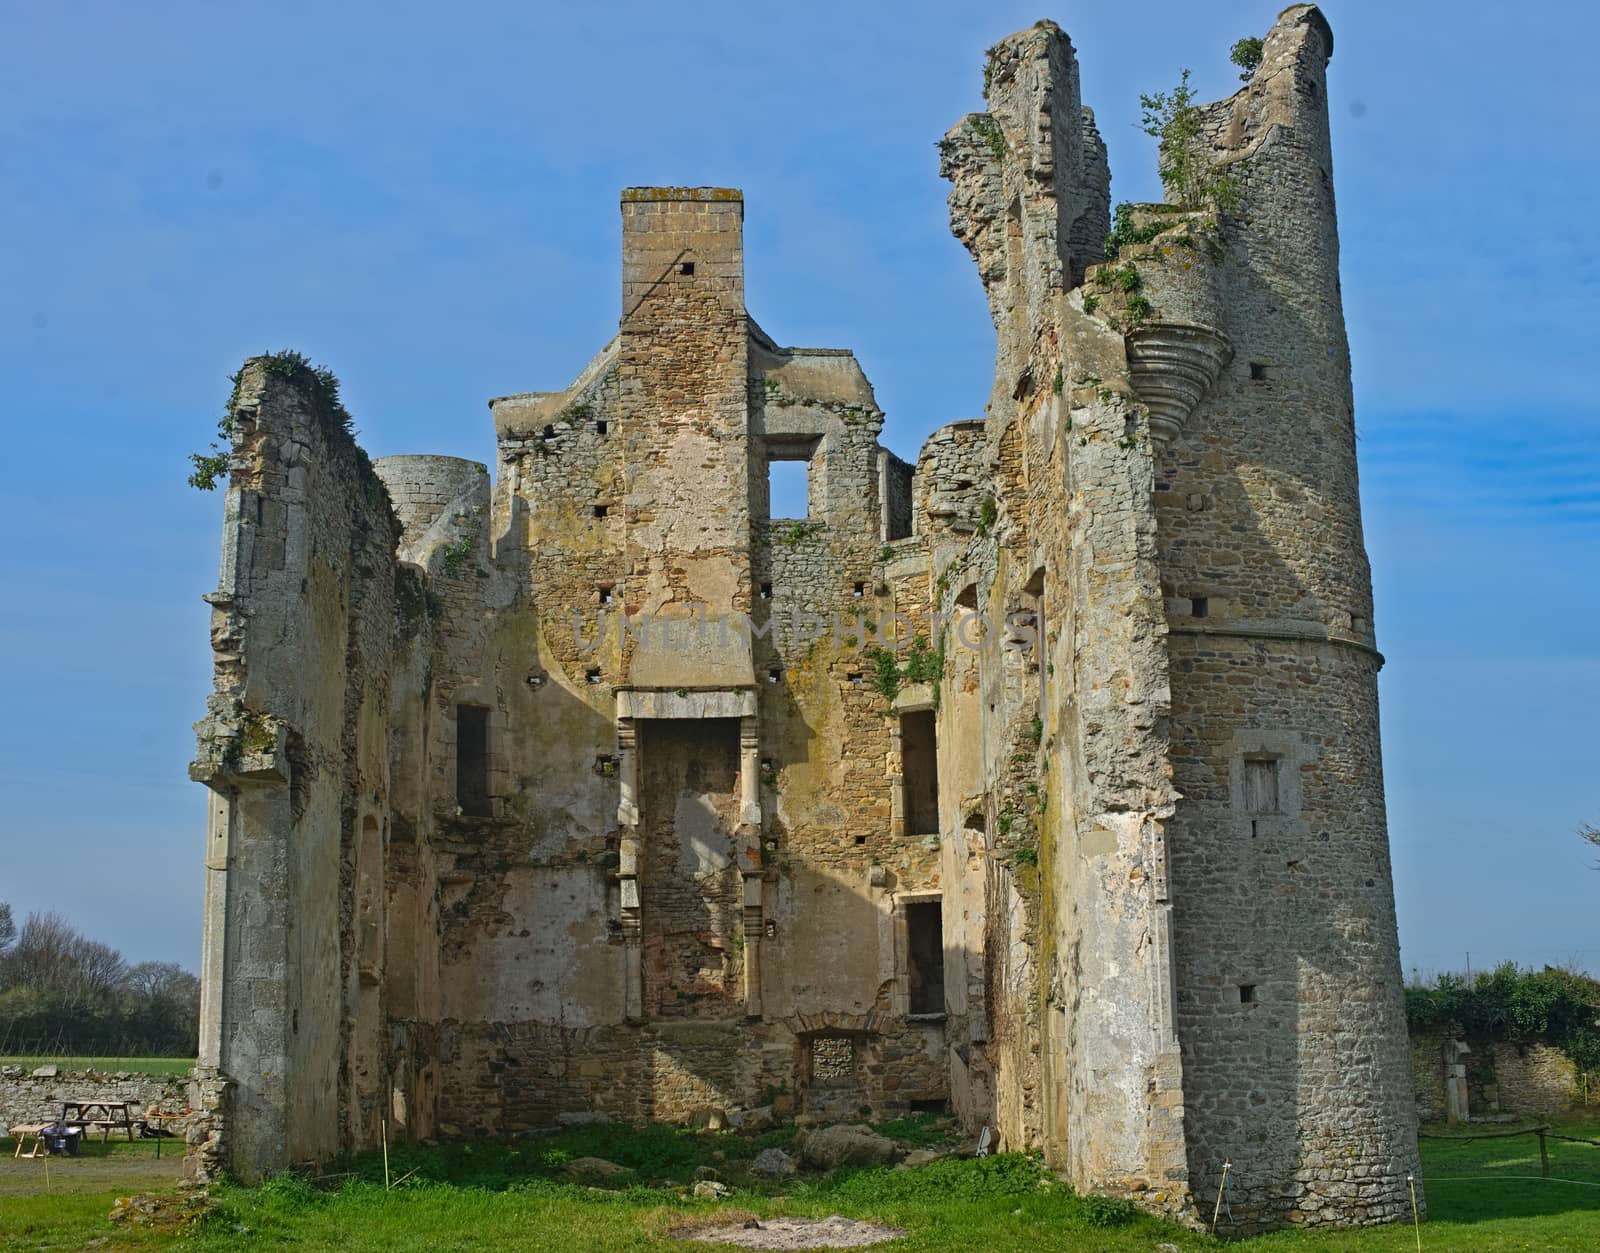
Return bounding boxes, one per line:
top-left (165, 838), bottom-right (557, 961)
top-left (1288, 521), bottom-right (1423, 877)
top-left (0, 1057), bottom-right (195, 1077)
top-left (0, 1117), bottom-right (1595, 1251)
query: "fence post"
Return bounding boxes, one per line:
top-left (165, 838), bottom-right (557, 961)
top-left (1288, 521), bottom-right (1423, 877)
top-left (1538, 1129), bottom-right (1549, 1179)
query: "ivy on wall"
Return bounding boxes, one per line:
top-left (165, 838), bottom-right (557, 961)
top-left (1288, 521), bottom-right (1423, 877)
top-left (1407, 962), bottom-right (1600, 1075)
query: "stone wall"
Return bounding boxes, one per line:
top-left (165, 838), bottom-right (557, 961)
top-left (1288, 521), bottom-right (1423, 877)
top-left (190, 357), bottom-right (410, 1179)
top-left (188, 6), bottom-right (1416, 1234)
top-left (911, 419), bottom-right (986, 542)
top-left (1410, 1033), bottom-right (1587, 1121)
top-left (435, 1014), bottom-right (947, 1136)
top-left (384, 190), bottom-right (947, 1140)
top-left (1152, 8), bottom-right (1416, 1231)
top-left (0, 1068), bottom-right (190, 1132)
top-left (929, 3), bottom-right (1415, 1232)
top-left (940, 16), bottom-right (1191, 1215)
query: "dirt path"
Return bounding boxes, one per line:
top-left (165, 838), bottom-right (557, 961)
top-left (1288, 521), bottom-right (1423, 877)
top-left (0, 1150), bottom-right (184, 1197)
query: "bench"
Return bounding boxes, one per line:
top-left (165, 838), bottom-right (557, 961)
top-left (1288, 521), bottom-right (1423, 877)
top-left (9, 1123), bottom-right (49, 1158)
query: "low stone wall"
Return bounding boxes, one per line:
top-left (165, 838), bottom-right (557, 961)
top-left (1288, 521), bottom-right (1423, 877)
top-left (1410, 1036), bottom-right (1448, 1122)
top-left (1488, 1041), bottom-right (1586, 1117)
top-left (0, 1066), bottom-right (191, 1132)
top-left (1410, 1033), bottom-right (1586, 1120)
top-left (432, 1015), bottom-right (948, 1139)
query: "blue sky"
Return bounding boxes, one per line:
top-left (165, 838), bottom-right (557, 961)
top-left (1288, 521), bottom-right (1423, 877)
top-left (1, 1), bottom-right (1595, 977)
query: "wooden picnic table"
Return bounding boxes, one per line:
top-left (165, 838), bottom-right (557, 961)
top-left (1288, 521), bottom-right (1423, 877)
top-left (60, 1098), bottom-right (138, 1142)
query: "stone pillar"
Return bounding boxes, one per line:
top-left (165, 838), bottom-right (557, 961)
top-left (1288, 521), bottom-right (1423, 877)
top-left (196, 788), bottom-right (233, 1071)
top-left (189, 786), bottom-right (234, 1180)
top-left (1444, 1039), bottom-right (1471, 1124)
top-left (738, 714), bottom-right (764, 1018)
top-left (741, 873), bottom-right (764, 1020)
top-left (615, 717), bottom-right (643, 1022)
top-left (739, 715), bottom-right (761, 828)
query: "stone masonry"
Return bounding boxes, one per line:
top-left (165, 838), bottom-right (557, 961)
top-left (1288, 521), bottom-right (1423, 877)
top-left (0, 1067), bottom-right (190, 1134)
top-left (189, 6), bottom-right (1419, 1232)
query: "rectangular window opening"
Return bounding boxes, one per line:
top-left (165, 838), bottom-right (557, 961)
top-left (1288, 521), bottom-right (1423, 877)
top-left (594, 504), bottom-right (608, 519)
top-left (907, 901), bottom-right (945, 1016)
top-left (596, 419), bottom-right (608, 435)
top-left (455, 705), bottom-right (491, 817)
top-left (901, 710), bottom-right (940, 836)
top-left (1191, 596), bottom-right (1209, 618)
top-left (678, 261), bottom-right (695, 276)
top-left (759, 582), bottom-right (773, 600)
top-left (1239, 983), bottom-right (1257, 1004)
top-left (585, 668), bottom-right (603, 685)
top-left (768, 456), bottom-right (810, 519)
top-left (1244, 758), bottom-right (1280, 815)
top-left (852, 581), bottom-right (865, 597)
top-left (598, 584), bottom-right (614, 604)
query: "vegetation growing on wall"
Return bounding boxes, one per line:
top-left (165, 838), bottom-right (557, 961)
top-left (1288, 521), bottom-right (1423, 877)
top-left (1230, 36), bottom-right (1264, 82)
top-left (1139, 69), bottom-right (1241, 213)
top-left (441, 520), bottom-right (481, 578)
top-left (1406, 962), bottom-right (1600, 1075)
top-left (188, 352), bottom-right (395, 526)
top-left (1104, 202), bottom-right (1177, 257)
top-left (975, 495), bottom-right (998, 537)
top-left (864, 633), bottom-right (945, 706)
top-left (968, 114), bottom-right (1007, 162)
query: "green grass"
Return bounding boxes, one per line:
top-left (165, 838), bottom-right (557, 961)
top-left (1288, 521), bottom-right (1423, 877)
top-left (0, 1055), bottom-right (194, 1077)
top-left (872, 1112), bottom-right (950, 1147)
top-left (1, 1119), bottom-right (1595, 1251)
top-left (0, 1138), bottom-right (186, 1250)
top-left (1247, 1119), bottom-right (1600, 1251)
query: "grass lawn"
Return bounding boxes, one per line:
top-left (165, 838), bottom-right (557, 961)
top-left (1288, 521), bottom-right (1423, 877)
top-left (1, 1116), bottom-right (1595, 1251)
top-left (0, 1137), bottom-right (186, 1251)
top-left (0, 1056), bottom-right (195, 1077)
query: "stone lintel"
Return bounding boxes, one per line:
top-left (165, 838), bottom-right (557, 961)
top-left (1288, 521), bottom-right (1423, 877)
top-left (615, 688), bottom-right (757, 721)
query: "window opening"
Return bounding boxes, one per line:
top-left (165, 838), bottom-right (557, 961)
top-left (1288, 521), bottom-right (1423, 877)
top-left (456, 705), bottom-right (491, 817)
top-left (907, 901), bottom-right (945, 1015)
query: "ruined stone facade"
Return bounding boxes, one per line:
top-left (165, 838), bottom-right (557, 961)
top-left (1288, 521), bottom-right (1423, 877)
top-left (190, 6), bottom-right (1419, 1231)
top-left (1411, 1033), bottom-right (1589, 1123)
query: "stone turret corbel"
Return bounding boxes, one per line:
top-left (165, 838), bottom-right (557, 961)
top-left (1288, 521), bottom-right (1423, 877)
top-left (1096, 206), bottom-right (1234, 446)
top-left (189, 701), bottom-right (292, 789)
top-left (1126, 322), bottom-right (1234, 446)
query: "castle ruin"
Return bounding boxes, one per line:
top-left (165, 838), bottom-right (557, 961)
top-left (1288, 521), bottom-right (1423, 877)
top-left (189, 6), bottom-right (1421, 1230)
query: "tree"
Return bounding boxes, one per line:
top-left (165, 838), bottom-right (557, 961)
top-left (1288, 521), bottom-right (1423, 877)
top-left (2, 911), bottom-right (81, 994)
top-left (124, 962), bottom-right (201, 1055)
top-left (1583, 821), bottom-right (1599, 868)
top-left (1230, 37), bottom-right (1264, 83)
top-left (0, 913), bottom-right (200, 1056)
top-left (1139, 70), bottom-right (1240, 213)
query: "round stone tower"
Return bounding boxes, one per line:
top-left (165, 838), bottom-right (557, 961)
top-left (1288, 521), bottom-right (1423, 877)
top-left (372, 454), bottom-right (489, 567)
top-left (1151, 5), bottom-right (1420, 1230)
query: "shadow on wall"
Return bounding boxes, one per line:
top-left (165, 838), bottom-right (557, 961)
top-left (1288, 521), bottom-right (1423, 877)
top-left (1158, 235), bottom-right (1412, 1217)
top-left (396, 661), bottom-right (971, 1135)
